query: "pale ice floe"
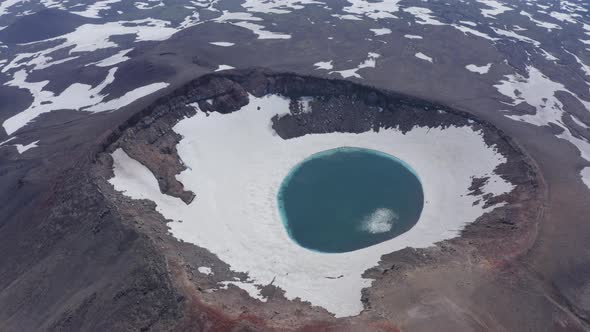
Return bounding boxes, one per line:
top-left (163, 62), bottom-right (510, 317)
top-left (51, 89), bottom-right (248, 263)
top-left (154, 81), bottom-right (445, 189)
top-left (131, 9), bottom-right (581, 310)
top-left (370, 28), bottom-right (391, 36)
top-left (331, 52), bottom-right (380, 78)
top-left (360, 208), bottom-right (397, 234)
top-left (109, 94), bottom-right (513, 317)
top-left (415, 52), bottom-right (433, 63)
top-left (466, 63), bottom-right (492, 74)
top-left (209, 42), bottom-right (235, 47)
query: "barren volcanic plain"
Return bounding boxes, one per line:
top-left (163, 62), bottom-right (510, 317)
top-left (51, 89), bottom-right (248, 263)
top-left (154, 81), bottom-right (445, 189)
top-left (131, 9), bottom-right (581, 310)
top-left (0, 0), bottom-right (589, 331)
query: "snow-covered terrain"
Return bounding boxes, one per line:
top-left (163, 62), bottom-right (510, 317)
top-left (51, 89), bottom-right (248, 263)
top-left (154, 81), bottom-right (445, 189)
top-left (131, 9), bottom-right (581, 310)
top-left (109, 94), bottom-right (514, 317)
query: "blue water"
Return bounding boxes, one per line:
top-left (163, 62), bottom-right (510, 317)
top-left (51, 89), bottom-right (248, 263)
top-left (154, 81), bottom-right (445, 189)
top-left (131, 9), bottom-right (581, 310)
top-left (277, 147), bottom-right (424, 253)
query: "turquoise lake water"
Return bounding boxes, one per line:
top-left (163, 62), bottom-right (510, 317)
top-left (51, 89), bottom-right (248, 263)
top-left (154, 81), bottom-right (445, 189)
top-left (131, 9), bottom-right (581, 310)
top-left (277, 147), bottom-right (424, 253)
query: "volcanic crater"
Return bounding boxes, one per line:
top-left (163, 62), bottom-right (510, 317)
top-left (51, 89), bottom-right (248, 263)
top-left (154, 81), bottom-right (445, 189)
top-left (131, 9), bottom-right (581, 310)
top-left (93, 68), bottom-right (544, 330)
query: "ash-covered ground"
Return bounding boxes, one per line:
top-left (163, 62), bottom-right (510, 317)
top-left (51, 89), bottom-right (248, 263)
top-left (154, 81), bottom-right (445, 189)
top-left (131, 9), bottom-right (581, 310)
top-left (0, 0), bottom-right (589, 331)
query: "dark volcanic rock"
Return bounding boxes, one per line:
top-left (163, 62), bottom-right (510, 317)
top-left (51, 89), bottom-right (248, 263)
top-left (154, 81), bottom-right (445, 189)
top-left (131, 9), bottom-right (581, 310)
top-left (0, 9), bottom-right (92, 44)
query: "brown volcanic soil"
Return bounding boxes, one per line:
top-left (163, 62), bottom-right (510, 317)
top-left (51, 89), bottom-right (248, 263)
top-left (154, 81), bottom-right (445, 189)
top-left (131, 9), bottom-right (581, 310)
top-left (85, 68), bottom-right (546, 331)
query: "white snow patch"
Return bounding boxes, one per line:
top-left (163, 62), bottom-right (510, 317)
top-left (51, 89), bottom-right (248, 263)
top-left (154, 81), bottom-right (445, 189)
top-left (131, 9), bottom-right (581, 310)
top-left (466, 63), bottom-right (492, 74)
top-left (459, 20), bottom-right (477, 27)
top-left (582, 168), bottom-right (590, 189)
top-left (477, 0), bottom-right (512, 18)
top-left (451, 24), bottom-right (498, 41)
top-left (135, 1), bottom-right (164, 10)
top-left (314, 60), bottom-right (333, 70)
top-left (564, 49), bottom-right (590, 77)
top-left (15, 140), bottom-right (39, 154)
top-left (87, 48), bottom-right (133, 67)
top-left (404, 34), bottom-right (423, 39)
top-left (415, 52), bottom-right (433, 63)
top-left (404, 7), bottom-right (446, 25)
top-left (492, 27), bottom-right (540, 46)
top-left (2, 68), bottom-right (167, 134)
top-left (495, 66), bottom-right (590, 190)
top-left (331, 52), bottom-right (380, 78)
top-left (85, 82), bottom-right (169, 112)
top-left (209, 41), bottom-right (235, 47)
top-left (370, 28), bottom-right (391, 36)
top-left (0, 0), bottom-right (27, 17)
top-left (215, 64), bottom-right (235, 71)
top-left (332, 14), bottom-right (363, 20)
top-left (109, 94), bottom-right (513, 317)
top-left (340, 0), bottom-right (402, 20)
top-left (232, 21), bottom-right (291, 39)
top-left (221, 281), bottom-right (266, 302)
top-left (2, 19), bottom-right (182, 73)
top-left (520, 11), bottom-right (561, 31)
top-left (549, 11), bottom-right (578, 24)
top-left (198, 266), bottom-right (213, 275)
top-left (0, 136), bottom-right (16, 146)
top-left (71, 0), bottom-right (121, 18)
top-left (241, 0), bottom-right (322, 14)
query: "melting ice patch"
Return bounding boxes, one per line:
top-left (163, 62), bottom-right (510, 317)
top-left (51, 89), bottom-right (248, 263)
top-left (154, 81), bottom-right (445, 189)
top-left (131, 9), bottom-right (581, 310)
top-left (110, 94), bottom-right (514, 317)
top-left (360, 208), bottom-right (397, 234)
